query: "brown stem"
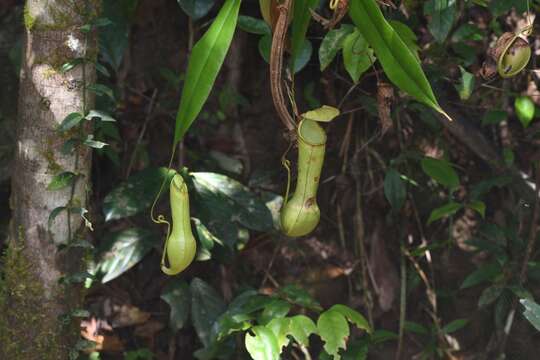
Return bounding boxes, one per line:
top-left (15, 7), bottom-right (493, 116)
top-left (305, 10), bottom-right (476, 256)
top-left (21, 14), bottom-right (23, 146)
top-left (270, 0), bottom-right (296, 132)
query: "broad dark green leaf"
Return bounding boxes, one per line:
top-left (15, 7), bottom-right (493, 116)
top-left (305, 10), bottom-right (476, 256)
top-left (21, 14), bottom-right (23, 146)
top-left (99, 0), bottom-right (138, 71)
top-left (341, 339), bottom-right (369, 360)
top-left (95, 62), bottom-right (111, 77)
top-left (521, 298), bottom-right (540, 331)
top-left (278, 284), bottom-right (322, 311)
top-left (421, 157), bottom-right (460, 189)
top-left (238, 15), bottom-right (270, 35)
top-left (96, 227), bottom-right (157, 283)
top-left (349, 0), bottom-right (448, 118)
top-left (342, 29), bottom-right (375, 83)
top-left (259, 300), bottom-right (291, 325)
top-left (48, 171), bottom-right (76, 190)
top-left (384, 168), bottom-right (406, 211)
top-left (191, 172), bottom-right (273, 233)
top-left (291, 0), bottom-right (319, 69)
top-left (174, 0), bottom-right (241, 145)
top-left (193, 218), bottom-right (222, 250)
top-left (227, 291), bottom-right (273, 315)
top-left (489, 0), bottom-right (528, 16)
top-left (478, 285), bottom-right (505, 308)
top-left (291, 39), bottom-right (312, 74)
top-left (481, 110), bottom-right (507, 126)
top-left (213, 291), bottom-right (271, 340)
top-left (103, 167), bottom-right (175, 221)
top-left (86, 83), bottom-right (115, 101)
top-left (58, 112), bottom-right (84, 132)
top-left (467, 200), bottom-right (486, 218)
top-left (177, 0), bottom-right (215, 20)
top-left (461, 262), bottom-right (502, 289)
top-left (319, 24), bottom-right (354, 71)
top-left (161, 280), bottom-right (191, 332)
top-left (317, 309), bottom-right (349, 358)
top-left (424, 0), bottom-right (456, 43)
top-left (191, 278), bottom-right (227, 347)
top-left (427, 202), bottom-right (462, 224)
top-left (245, 326), bottom-right (280, 360)
top-left (258, 33), bottom-right (272, 63)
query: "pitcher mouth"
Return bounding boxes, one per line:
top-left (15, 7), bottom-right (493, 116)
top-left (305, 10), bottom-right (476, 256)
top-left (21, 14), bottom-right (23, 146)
top-left (298, 119), bottom-right (327, 147)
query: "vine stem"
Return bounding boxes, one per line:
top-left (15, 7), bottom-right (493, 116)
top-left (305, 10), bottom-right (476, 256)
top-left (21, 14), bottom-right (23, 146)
top-left (66, 24), bottom-right (90, 243)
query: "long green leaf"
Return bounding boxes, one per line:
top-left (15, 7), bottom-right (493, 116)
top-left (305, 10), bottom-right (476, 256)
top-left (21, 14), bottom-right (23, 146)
top-left (174, 0), bottom-right (241, 145)
top-left (291, 0), bottom-right (318, 69)
top-left (349, 0), bottom-right (449, 119)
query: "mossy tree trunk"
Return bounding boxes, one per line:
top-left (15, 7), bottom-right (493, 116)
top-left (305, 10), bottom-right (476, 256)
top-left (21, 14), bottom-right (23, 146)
top-left (1, 1), bottom-right (99, 358)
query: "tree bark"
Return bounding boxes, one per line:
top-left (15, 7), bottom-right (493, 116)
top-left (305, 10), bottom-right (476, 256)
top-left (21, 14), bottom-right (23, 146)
top-left (1, 1), bottom-right (99, 358)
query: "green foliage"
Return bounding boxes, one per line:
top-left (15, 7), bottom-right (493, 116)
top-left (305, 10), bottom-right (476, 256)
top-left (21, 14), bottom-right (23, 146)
top-left (421, 157), bottom-right (460, 190)
top-left (342, 29), bottom-right (375, 83)
top-left (174, 0), bottom-right (241, 145)
top-left (319, 24), bottom-right (354, 71)
top-left (384, 168), bottom-right (406, 212)
top-left (177, 0), bottom-right (216, 20)
top-left (521, 299), bottom-right (540, 331)
top-left (424, 0), bottom-right (457, 43)
top-left (11, 0), bottom-right (540, 359)
top-left (515, 96), bottom-right (535, 128)
top-left (93, 227), bottom-right (158, 283)
top-left (349, 0), bottom-right (449, 119)
top-left (103, 167), bottom-right (175, 221)
top-left (191, 172), bottom-right (273, 247)
top-left (291, 0), bottom-right (318, 69)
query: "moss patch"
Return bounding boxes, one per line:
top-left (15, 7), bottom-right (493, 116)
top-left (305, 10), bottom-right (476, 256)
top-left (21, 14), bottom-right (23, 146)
top-left (23, 4), bottom-right (36, 31)
top-left (42, 148), bottom-right (62, 174)
top-left (0, 235), bottom-right (65, 359)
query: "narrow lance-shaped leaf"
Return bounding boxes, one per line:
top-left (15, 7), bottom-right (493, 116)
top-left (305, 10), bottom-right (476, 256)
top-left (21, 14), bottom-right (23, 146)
top-left (349, 0), bottom-right (451, 120)
top-left (174, 0), bottom-right (241, 145)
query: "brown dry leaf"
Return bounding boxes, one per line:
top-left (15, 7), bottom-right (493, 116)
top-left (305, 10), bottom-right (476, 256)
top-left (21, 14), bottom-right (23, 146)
top-left (80, 317), bottom-right (124, 353)
top-left (111, 304), bottom-right (151, 328)
top-left (377, 82), bottom-right (394, 135)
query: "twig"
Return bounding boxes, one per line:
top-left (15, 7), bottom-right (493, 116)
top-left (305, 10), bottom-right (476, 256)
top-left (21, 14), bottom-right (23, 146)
top-left (270, 0), bottom-right (296, 132)
top-left (352, 128), bottom-right (374, 326)
top-left (260, 237), bottom-right (283, 288)
top-left (125, 88), bottom-right (158, 178)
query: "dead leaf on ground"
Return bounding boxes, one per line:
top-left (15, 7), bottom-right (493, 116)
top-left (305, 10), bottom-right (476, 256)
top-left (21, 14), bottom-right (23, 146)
top-left (80, 317), bottom-right (124, 353)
